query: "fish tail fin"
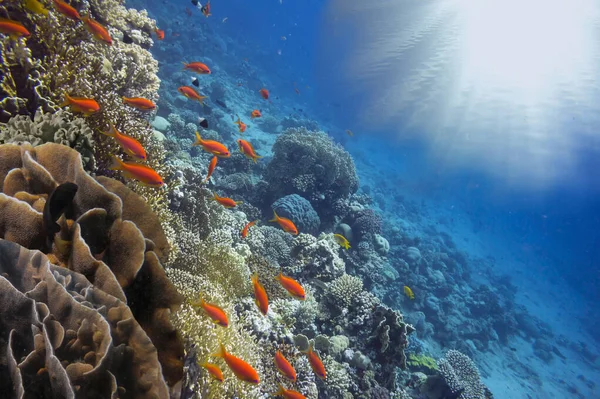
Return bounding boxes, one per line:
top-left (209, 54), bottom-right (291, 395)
top-left (271, 384), bottom-right (286, 396)
top-left (253, 155), bottom-right (262, 163)
top-left (269, 210), bottom-right (279, 223)
top-left (60, 93), bottom-right (72, 108)
top-left (101, 123), bottom-right (117, 137)
top-left (212, 192), bottom-right (219, 202)
top-left (108, 155), bottom-right (124, 171)
top-left (192, 131), bottom-right (202, 146)
top-left (210, 342), bottom-right (226, 358)
top-left (181, 61), bottom-right (188, 69)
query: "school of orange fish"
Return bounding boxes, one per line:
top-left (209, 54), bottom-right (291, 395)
top-left (2, 1), bottom-right (328, 397)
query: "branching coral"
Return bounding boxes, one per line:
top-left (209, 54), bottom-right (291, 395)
top-left (437, 350), bottom-right (488, 399)
top-left (328, 274), bottom-right (365, 308)
top-left (290, 233), bottom-right (346, 280)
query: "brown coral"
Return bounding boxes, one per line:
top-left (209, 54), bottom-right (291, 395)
top-left (0, 142), bottom-right (183, 389)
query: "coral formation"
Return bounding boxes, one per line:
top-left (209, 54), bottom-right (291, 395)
top-left (437, 350), bottom-right (487, 399)
top-left (273, 193), bottom-right (321, 234)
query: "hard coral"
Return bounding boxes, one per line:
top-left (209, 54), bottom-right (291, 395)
top-left (437, 350), bottom-right (488, 399)
top-left (273, 194), bottom-right (321, 234)
top-left (0, 142), bottom-right (183, 388)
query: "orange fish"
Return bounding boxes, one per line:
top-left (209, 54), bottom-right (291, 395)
top-left (178, 86), bottom-right (207, 104)
top-left (250, 109), bottom-right (262, 119)
top-left (273, 384), bottom-right (306, 399)
top-left (251, 273), bottom-right (269, 315)
top-left (269, 210), bottom-right (298, 235)
top-left (61, 94), bottom-right (100, 116)
top-left (193, 132), bottom-right (230, 157)
top-left (234, 117), bottom-right (247, 133)
top-left (274, 351), bottom-right (297, 382)
top-left (101, 123), bottom-right (146, 160)
top-left (52, 0), bottom-right (80, 20)
top-left (122, 96), bottom-right (156, 111)
top-left (109, 156), bottom-right (164, 188)
top-left (241, 220), bottom-right (258, 239)
top-left (82, 16), bottom-right (112, 45)
top-left (201, 0), bottom-right (211, 17)
top-left (0, 18), bottom-right (30, 39)
top-left (183, 61), bottom-right (211, 74)
top-left (259, 88), bottom-right (269, 100)
top-left (237, 139), bottom-right (261, 163)
top-left (213, 192), bottom-right (241, 208)
top-left (211, 343), bottom-right (259, 384)
top-left (276, 273), bottom-right (305, 300)
top-left (305, 344), bottom-right (326, 380)
top-left (200, 362), bottom-right (224, 382)
top-left (192, 296), bottom-right (229, 327)
top-left (204, 155), bottom-right (218, 183)
top-left (155, 28), bottom-right (164, 40)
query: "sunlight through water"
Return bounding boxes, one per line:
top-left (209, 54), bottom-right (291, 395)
top-left (320, 0), bottom-right (600, 189)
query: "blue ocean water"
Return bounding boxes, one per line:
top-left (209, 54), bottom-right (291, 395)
top-left (133, 0), bottom-right (600, 397)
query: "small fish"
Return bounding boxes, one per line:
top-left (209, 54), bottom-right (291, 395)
top-left (250, 109), bottom-right (262, 119)
top-left (281, 35), bottom-right (287, 41)
top-left (155, 28), bottom-right (165, 40)
top-left (198, 117), bottom-right (209, 128)
top-left (213, 192), bottom-right (241, 208)
top-left (237, 139), bottom-right (261, 163)
top-left (82, 16), bottom-right (112, 45)
top-left (25, 0), bottom-right (49, 16)
top-left (192, 131), bottom-right (230, 157)
top-left (201, 0), bottom-right (211, 17)
top-left (345, 129), bottom-right (354, 137)
top-left (122, 96), bottom-right (156, 111)
top-left (276, 273), bottom-right (305, 300)
top-left (204, 156), bottom-right (217, 183)
top-left (241, 220), bottom-right (258, 239)
top-left (304, 344), bottom-right (326, 380)
top-left (273, 384), bottom-right (306, 399)
top-left (274, 352), bottom-right (297, 382)
top-left (52, 0), bottom-right (80, 20)
top-left (333, 234), bottom-right (350, 250)
top-left (251, 273), bottom-right (269, 315)
top-left (191, 295), bottom-right (229, 327)
top-left (404, 286), bottom-right (415, 300)
top-left (211, 343), bottom-right (260, 384)
top-left (178, 86), bottom-right (207, 104)
top-left (183, 61), bottom-right (211, 74)
top-left (101, 123), bottom-right (146, 160)
top-left (270, 210), bottom-right (298, 235)
top-left (259, 88), bottom-right (269, 100)
top-left (109, 156), bottom-right (164, 188)
top-left (61, 94), bottom-right (100, 116)
top-left (191, 77), bottom-right (200, 87)
top-left (0, 18), bottom-right (30, 39)
top-left (200, 362), bottom-right (224, 382)
top-left (234, 117), bottom-right (247, 133)
top-left (222, 17), bottom-right (228, 23)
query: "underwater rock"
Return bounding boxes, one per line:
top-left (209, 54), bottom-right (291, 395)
top-left (152, 115), bottom-right (171, 132)
top-left (272, 194), bottom-right (321, 234)
top-left (373, 234), bottom-right (390, 255)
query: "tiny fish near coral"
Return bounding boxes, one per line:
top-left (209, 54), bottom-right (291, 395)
top-left (101, 123), bottom-right (147, 160)
top-left (155, 28), bottom-right (165, 40)
top-left (213, 192), bottom-right (241, 208)
top-left (122, 96), bottom-right (156, 110)
top-left (192, 132), bottom-right (230, 157)
top-left (251, 109), bottom-right (262, 119)
top-left (191, 296), bottom-right (229, 327)
top-left (234, 116), bottom-right (247, 133)
top-left (251, 272), bottom-right (269, 315)
top-left (333, 233), bottom-right (350, 249)
top-left (178, 86), bottom-right (207, 104)
top-left (270, 210), bottom-right (299, 235)
top-left (276, 273), bottom-right (306, 300)
top-left (237, 139), bottom-right (261, 163)
top-left (82, 16), bottom-right (112, 45)
top-left (183, 61), bottom-right (211, 74)
top-left (204, 155), bottom-right (218, 182)
top-left (241, 220), bottom-right (258, 238)
top-left (259, 88), bottom-right (269, 100)
top-left (273, 384), bottom-right (306, 399)
top-left (274, 351), bottom-right (297, 382)
top-left (52, 0), bottom-right (81, 20)
top-left (0, 18), bottom-right (30, 39)
top-left (61, 94), bottom-right (100, 116)
top-left (200, 362), bottom-right (224, 382)
top-left (304, 343), bottom-right (326, 380)
top-left (211, 343), bottom-right (259, 384)
top-left (109, 156), bottom-right (164, 188)
top-left (25, 0), bottom-right (49, 16)
top-left (404, 285), bottom-right (415, 300)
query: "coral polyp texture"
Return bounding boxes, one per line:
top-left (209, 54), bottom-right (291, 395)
top-left (0, 143), bottom-right (183, 390)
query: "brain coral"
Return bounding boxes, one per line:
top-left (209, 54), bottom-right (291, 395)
top-left (272, 194), bottom-right (321, 234)
top-left (0, 142), bottom-right (183, 388)
top-left (265, 127), bottom-right (359, 219)
top-left (0, 238), bottom-right (169, 398)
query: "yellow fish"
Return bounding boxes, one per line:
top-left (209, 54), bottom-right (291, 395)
top-left (25, 0), bottom-right (49, 15)
top-left (404, 286), bottom-right (415, 300)
top-left (333, 233), bottom-right (350, 250)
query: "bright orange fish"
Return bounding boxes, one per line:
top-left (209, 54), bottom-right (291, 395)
top-left (270, 210), bottom-right (298, 235)
top-left (52, 0), bottom-right (80, 20)
top-left (200, 362), bottom-right (224, 382)
top-left (274, 351), bottom-right (297, 382)
top-left (259, 88), bottom-right (269, 100)
top-left (193, 132), bottom-right (230, 157)
top-left (82, 16), bottom-right (112, 45)
top-left (61, 94), bottom-right (100, 116)
top-left (178, 86), bottom-right (207, 104)
top-left (250, 109), bottom-right (262, 119)
top-left (101, 123), bottom-right (146, 160)
top-left (305, 344), bottom-right (326, 380)
top-left (273, 384), bottom-right (306, 399)
top-left (122, 96), bottom-right (156, 111)
top-left (155, 28), bottom-right (164, 40)
top-left (276, 273), bottom-right (305, 300)
top-left (251, 273), bottom-right (269, 316)
top-left (183, 61), bottom-right (211, 74)
top-left (241, 220), bottom-right (258, 239)
top-left (213, 192), bottom-right (241, 208)
top-left (0, 19), bottom-right (30, 39)
top-left (204, 155), bottom-right (218, 183)
top-left (109, 156), bottom-right (164, 188)
top-left (192, 296), bottom-right (229, 327)
top-left (211, 343), bottom-right (260, 384)
top-left (234, 117), bottom-right (247, 133)
top-left (237, 139), bottom-right (261, 163)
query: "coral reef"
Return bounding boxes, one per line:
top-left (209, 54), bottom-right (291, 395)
top-left (272, 193), bottom-right (321, 234)
top-left (437, 350), bottom-right (488, 399)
